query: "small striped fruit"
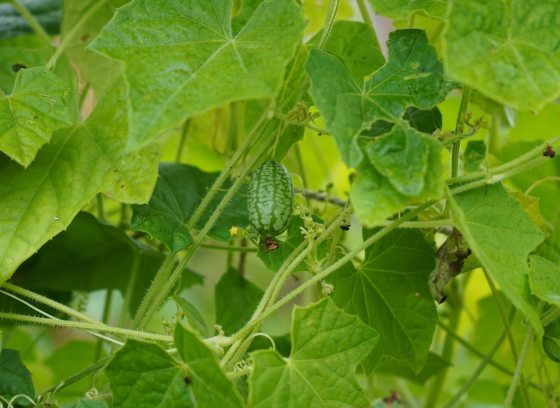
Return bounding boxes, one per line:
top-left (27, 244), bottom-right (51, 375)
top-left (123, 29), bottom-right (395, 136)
top-left (247, 160), bottom-right (293, 246)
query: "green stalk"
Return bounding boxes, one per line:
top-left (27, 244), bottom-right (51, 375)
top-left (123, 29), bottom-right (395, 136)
top-left (425, 294), bottom-right (462, 407)
top-left (10, 0), bottom-right (51, 46)
top-left (221, 208), bottom-right (350, 368)
top-left (131, 255), bottom-right (175, 329)
top-left (135, 126), bottom-right (277, 329)
top-left (356, 0), bottom-right (382, 50)
top-left (484, 272), bottom-right (532, 407)
top-left (94, 289), bottom-right (113, 362)
top-left (119, 252), bottom-right (140, 326)
top-left (201, 243), bottom-right (257, 252)
top-left (46, 0), bottom-right (111, 70)
top-left (505, 327), bottom-right (534, 407)
top-left (0, 312), bottom-right (171, 342)
top-left (317, 0), bottom-right (340, 50)
top-left (3, 283), bottom-right (104, 326)
top-left (442, 330), bottom-right (506, 408)
top-left (448, 136), bottom-right (560, 186)
top-left (451, 86), bottom-right (471, 177)
top-left (227, 202), bottom-right (435, 355)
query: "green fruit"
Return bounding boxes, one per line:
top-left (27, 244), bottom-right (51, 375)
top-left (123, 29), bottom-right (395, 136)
top-left (247, 160), bottom-right (293, 239)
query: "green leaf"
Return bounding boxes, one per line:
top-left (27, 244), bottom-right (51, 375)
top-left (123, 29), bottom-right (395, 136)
top-left (173, 323), bottom-right (244, 408)
top-left (309, 20), bottom-right (385, 81)
top-left (0, 349), bottom-right (35, 405)
top-left (368, 0), bottom-right (447, 19)
top-left (15, 212), bottom-right (163, 315)
top-left (215, 268), bottom-right (264, 334)
top-left (131, 163), bottom-right (249, 252)
top-left (248, 298), bottom-right (378, 407)
top-left (61, 0), bottom-right (127, 98)
top-left (463, 140), bottom-right (486, 172)
top-left (444, 0), bottom-right (560, 111)
top-left (529, 255), bottom-right (560, 308)
top-left (0, 83), bottom-right (159, 285)
top-left (105, 340), bottom-right (192, 408)
top-left (350, 124), bottom-right (445, 226)
top-left (174, 296), bottom-right (209, 338)
top-left (449, 184), bottom-right (545, 335)
top-left (90, 0), bottom-right (305, 148)
top-left (307, 29), bottom-right (450, 166)
top-left (0, 66), bottom-right (73, 166)
top-left (0, 0), bottom-right (62, 40)
top-left (331, 229), bottom-right (437, 372)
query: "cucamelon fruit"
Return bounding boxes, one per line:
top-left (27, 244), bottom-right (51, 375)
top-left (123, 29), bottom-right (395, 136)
top-left (247, 160), bottom-right (293, 242)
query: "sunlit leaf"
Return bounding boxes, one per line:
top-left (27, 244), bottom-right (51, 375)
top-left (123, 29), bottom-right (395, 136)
top-left (90, 0), bottom-right (305, 148)
top-left (444, 0), bottom-right (560, 111)
top-left (249, 298), bottom-right (378, 407)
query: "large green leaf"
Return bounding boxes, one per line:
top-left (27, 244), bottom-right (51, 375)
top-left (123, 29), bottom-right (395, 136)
top-left (131, 163), bottom-right (249, 253)
top-left (444, 0), bottom-right (560, 111)
top-left (215, 268), bottom-right (263, 334)
top-left (248, 298), bottom-right (378, 407)
top-left (350, 124), bottom-right (445, 226)
top-left (307, 29), bottom-right (450, 167)
top-left (61, 0), bottom-right (127, 98)
top-left (0, 84), bottom-right (159, 284)
top-left (0, 66), bottom-right (73, 166)
top-left (449, 184), bottom-right (545, 335)
top-left (105, 340), bottom-right (192, 408)
top-left (331, 229), bottom-right (437, 372)
top-left (13, 212), bottom-right (163, 315)
top-left (368, 0), bottom-right (447, 19)
top-left (0, 0), bottom-right (61, 40)
top-left (174, 323), bottom-right (244, 407)
top-left (0, 349), bottom-right (35, 405)
top-left (90, 0), bottom-right (305, 148)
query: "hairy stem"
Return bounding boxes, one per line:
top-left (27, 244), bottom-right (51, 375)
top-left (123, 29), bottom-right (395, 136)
top-left (317, 0), bottom-right (340, 49)
top-left (451, 86), bottom-right (471, 177)
top-left (443, 330), bottom-right (507, 408)
top-left (505, 327), bottom-right (534, 407)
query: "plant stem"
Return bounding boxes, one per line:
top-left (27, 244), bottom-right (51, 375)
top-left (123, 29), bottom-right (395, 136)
top-left (425, 293), bottom-right (462, 407)
top-left (450, 156), bottom-right (552, 195)
top-left (227, 201), bottom-right (436, 358)
top-left (356, 0), bottom-right (382, 50)
top-left (201, 243), bottom-right (257, 252)
top-left (96, 194), bottom-right (106, 221)
top-left (448, 136), bottom-right (560, 185)
top-left (131, 255), bottom-right (175, 329)
top-left (136, 126), bottom-right (277, 329)
top-left (484, 272), bottom-right (532, 407)
top-left (317, 0), bottom-right (339, 50)
top-left (94, 289), bottom-right (113, 362)
top-left (120, 252), bottom-right (140, 326)
top-left (0, 312), bottom-right (171, 342)
top-left (2, 283), bottom-right (104, 326)
top-left (505, 327), bottom-right (534, 407)
top-left (451, 86), bottom-right (471, 177)
top-left (437, 321), bottom-right (543, 392)
top-left (443, 330), bottom-right (506, 408)
top-left (10, 0), bottom-right (51, 46)
top-left (46, 0), bottom-right (111, 70)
